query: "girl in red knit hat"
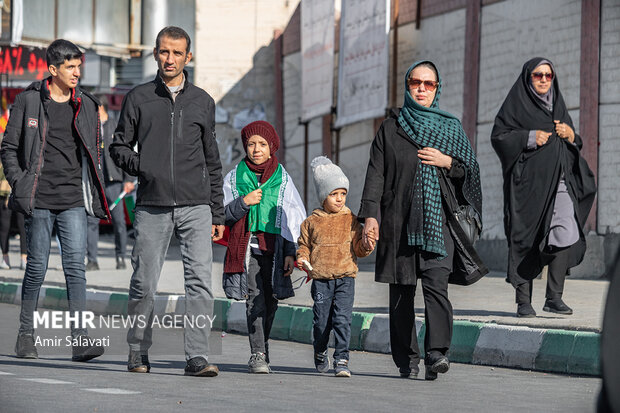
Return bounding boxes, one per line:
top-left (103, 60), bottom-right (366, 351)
top-left (222, 120), bottom-right (306, 373)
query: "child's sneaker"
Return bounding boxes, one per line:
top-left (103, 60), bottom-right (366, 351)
top-left (248, 352), bottom-right (270, 374)
top-left (314, 350), bottom-right (329, 373)
top-left (334, 359), bottom-right (351, 377)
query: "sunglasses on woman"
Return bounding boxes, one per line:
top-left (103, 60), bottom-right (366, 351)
top-left (408, 78), bottom-right (438, 91)
top-left (531, 72), bottom-right (554, 81)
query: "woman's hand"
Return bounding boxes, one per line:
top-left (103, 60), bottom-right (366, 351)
top-left (364, 217), bottom-right (379, 250)
top-left (243, 188), bottom-right (262, 206)
top-left (417, 147), bottom-right (452, 169)
top-left (536, 130), bottom-right (551, 146)
top-left (283, 256), bottom-right (295, 277)
top-left (554, 120), bottom-right (575, 143)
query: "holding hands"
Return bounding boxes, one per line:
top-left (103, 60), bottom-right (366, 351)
top-left (417, 147), bottom-right (452, 169)
top-left (365, 228), bottom-right (377, 252)
top-left (363, 217), bottom-right (379, 251)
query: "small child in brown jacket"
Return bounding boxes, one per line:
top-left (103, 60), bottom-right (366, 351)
top-left (297, 156), bottom-right (375, 377)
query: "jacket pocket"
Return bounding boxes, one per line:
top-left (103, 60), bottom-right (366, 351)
top-left (8, 170), bottom-right (35, 215)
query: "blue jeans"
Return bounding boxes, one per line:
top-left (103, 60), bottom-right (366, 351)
top-left (126, 205), bottom-right (214, 360)
top-left (20, 207), bottom-right (88, 338)
top-left (312, 277), bottom-right (355, 361)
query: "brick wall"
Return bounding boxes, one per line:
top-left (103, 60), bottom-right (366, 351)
top-left (598, 0), bottom-right (620, 233)
top-left (477, 0), bottom-right (582, 240)
top-left (194, 0), bottom-right (300, 174)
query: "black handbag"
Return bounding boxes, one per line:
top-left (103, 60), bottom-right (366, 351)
top-left (442, 170), bottom-right (481, 245)
top-left (453, 204), bottom-right (481, 244)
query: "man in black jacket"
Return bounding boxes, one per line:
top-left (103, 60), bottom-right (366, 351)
top-left (0, 39), bottom-right (108, 361)
top-left (86, 96), bottom-right (135, 271)
top-left (110, 26), bottom-right (225, 377)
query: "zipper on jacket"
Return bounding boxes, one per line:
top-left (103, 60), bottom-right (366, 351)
top-left (170, 102), bottom-right (176, 206)
top-left (29, 107), bottom-right (48, 214)
top-left (73, 95), bottom-right (110, 218)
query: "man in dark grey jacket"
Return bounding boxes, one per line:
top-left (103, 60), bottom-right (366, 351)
top-left (0, 39), bottom-right (108, 362)
top-left (110, 26), bottom-right (225, 377)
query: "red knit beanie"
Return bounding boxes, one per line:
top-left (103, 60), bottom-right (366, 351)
top-left (241, 121), bottom-right (280, 153)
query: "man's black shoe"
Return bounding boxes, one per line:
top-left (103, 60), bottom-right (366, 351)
top-left (86, 261), bottom-right (99, 271)
top-left (543, 299), bottom-right (573, 315)
top-left (116, 257), bottom-right (126, 270)
top-left (15, 333), bottom-right (38, 359)
top-left (184, 356), bottom-right (219, 377)
top-left (72, 335), bottom-right (104, 362)
top-left (517, 303), bottom-right (537, 318)
top-left (127, 351), bottom-right (150, 373)
top-left (424, 355), bottom-right (449, 381)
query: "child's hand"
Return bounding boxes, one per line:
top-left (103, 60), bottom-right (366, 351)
top-left (283, 256), bottom-right (295, 277)
top-left (300, 259), bottom-right (313, 272)
top-left (243, 188), bottom-right (262, 206)
top-left (366, 229), bottom-right (377, 251)
top-left (363, 218), bottom-right (379, 250)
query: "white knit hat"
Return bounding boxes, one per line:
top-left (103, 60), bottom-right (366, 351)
top-left (311, 156), bottom-right (349, 203)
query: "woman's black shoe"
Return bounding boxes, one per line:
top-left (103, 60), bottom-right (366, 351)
top-left (543, 299), bottom-right (573, 315)
top-left (517, 303), bottom-right (537, 318)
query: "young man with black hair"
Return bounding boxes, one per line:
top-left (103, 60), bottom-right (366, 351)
top-left (111, 26), bottom-right (225, 377)
top-left (0, 39), bottom-right (109, 361)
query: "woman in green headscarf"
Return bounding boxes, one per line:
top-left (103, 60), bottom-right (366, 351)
top-left (359, 61), bottom-right (487, 380)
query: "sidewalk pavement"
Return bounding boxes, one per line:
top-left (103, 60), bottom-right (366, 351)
top-left (0, 234), bottom-right (608, 376)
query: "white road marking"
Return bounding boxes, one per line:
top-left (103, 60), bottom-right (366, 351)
top-left (18, 378), bottom-right (74, 384)
top-left (0, 371), bottom-right (15, 375)
top-left (82, 388), bottom-right (141, 395)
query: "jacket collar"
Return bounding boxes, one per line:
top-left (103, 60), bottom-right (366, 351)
top-left (311, 205), bottom-right (351, 218)
top-left (38, 76), bottom-right (80, 107)
top-left (154, 70), bottom-right (190, 96)
top-left (389, 108), bottom-right (420, 146)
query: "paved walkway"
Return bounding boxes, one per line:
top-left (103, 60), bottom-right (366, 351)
top-left (0, 235), bottom-right (607, 333)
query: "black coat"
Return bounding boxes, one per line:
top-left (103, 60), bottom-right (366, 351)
top-left (0, 78), bottom-right (108, 218)
top-left (101, 120), bottom-right (132, 184)
top-left (109, 71), bottom-right (225, 224)
top-left (358, 110), bottom-right (487, 286)
top-left (491, 57), bottom-right (596, 281)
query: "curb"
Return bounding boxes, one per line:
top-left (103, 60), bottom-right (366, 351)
top-left (0, 281), bottom-right (600, 376)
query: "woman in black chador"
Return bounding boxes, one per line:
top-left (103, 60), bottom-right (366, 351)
top-left (491, 57), bottom-right (596, 318)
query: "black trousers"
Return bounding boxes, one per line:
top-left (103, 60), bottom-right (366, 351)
top-left (389, 229), bottom-right (454, 370)
top-left (246, 252), bottom-right (278, 355)
top-left (0, 201), bottom-right (26, 255)
top-left (515, 246), bottom-right (571, 304)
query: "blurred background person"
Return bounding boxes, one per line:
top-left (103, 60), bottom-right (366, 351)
top-left (0, 157), bottom-right (27, 270)
top-left (86, 95), bottom-right (135, 271)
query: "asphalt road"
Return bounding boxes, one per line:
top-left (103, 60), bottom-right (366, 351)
top-left (0, 303), bottom-right (601, 413)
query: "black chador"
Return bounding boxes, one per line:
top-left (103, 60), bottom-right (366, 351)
top-left (491, 57), bottom-right (596, 285)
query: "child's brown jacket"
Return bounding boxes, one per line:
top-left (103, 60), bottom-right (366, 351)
top-left (297, 206), bottom-right (372, 280)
